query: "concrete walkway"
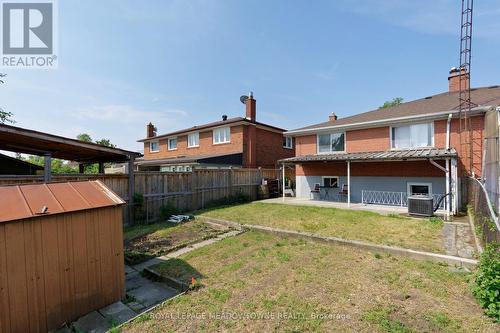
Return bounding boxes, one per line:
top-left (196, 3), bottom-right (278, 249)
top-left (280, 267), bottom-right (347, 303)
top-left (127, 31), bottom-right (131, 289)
top-left (442, 216), bottom-right (478, 259)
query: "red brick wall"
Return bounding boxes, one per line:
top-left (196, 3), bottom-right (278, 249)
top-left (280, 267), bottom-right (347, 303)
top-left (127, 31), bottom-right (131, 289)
top-left (346, 127), bottom-right (390, 152)
top-left (295, 135), bottom-right (316, 156)
top-left (143, 125), bottom-right (244, 160)
top-left (296, 160), bottom-right (445, 177)
top-left (253, 127), bottom-right (295, 168)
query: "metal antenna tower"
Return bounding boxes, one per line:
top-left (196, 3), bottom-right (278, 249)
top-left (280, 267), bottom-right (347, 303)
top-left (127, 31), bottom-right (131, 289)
top-left (458, 0), bottom-right (475, 175)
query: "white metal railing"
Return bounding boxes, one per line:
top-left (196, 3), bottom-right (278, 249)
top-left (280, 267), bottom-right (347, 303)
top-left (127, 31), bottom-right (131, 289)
top-left (361, 190), bottom-right (445, 209)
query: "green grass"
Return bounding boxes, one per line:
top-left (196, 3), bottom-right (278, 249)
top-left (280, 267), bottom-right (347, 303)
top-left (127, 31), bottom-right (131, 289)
top-left (123, 231), bottom-right (496, 333)
top-left (199, 202), bottom-right (445, 253)
top-left (124, 221), bottom-right (178, 241)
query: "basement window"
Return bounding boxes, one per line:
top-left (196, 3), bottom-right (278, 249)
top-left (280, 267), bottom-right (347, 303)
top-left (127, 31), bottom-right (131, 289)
top-left (322, 176), bottom-right (339, 188)
top-left (407, 182), bottom-right (432, 197)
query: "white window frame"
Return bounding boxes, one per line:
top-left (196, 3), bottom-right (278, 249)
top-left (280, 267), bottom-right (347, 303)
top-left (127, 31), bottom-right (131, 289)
top-left (149, 140), bottom-right (160, 153)
top-left (213, 127), bottom-right (231, 144)
top-left (390, 122), bottom-right (434, 150)
top-left (167, 137), bottom-right (178, 151)
top-left (321, 176), bottom-right (339, 188)
top-left (283, 136), bottom-right (293, 149)
top-left (407, 182), bottom-right (433, 196)
top-left (317, 132), bottom-right (346, 154)
top-left (188, 132), bottom-right (199, 148)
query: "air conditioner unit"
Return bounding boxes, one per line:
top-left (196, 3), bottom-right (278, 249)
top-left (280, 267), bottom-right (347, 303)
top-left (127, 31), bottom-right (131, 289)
top-left (407, 195), bottom-right (434, 217)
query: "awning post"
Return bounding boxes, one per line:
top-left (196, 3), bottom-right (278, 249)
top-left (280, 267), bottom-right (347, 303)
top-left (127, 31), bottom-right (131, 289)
top-left (44, 153), bottom-right (52, 183)
top-left (282, 164), bottom-right (286, 202)
top-left (347, 161), bottom-right (351, 207)
top-left (128, 156), bottom-right (135, 225)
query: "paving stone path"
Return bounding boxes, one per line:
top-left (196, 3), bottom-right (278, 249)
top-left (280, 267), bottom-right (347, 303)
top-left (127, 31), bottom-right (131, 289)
top-left (442, 217), bottom-right (478, 259)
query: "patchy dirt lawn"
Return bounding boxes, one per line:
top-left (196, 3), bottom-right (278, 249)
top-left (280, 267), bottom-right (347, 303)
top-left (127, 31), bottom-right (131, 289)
top-left (122, 231), bottom-right (498, 333)
top-left (200, 202), bottom-right (446, 253)
top-left (124, 220), bottom-right (230, 265)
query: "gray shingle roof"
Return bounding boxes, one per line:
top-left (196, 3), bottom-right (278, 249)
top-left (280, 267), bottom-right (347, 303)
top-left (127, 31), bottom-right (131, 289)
top-left (291, 86), bottom-right (500, 133)
top-left (280, 148), bottom-right (457, 163)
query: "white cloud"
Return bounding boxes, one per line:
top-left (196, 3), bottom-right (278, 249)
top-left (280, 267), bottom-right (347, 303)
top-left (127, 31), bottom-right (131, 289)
top-left (74, 105), bottom-right (188, 122)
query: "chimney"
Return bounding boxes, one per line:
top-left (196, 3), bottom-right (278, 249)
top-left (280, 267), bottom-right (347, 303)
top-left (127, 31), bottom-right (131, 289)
top-left (448, 67), bottom-right (469, 93)
top-left (329, 112), bottom-right (338, 122)
top-left (245, 92), bottom-right (256, 122)
top-left (147, 122), bottom-right (157, 138)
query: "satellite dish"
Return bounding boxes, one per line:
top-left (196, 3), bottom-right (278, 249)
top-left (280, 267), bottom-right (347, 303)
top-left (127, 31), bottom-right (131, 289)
top-left (240, 95), bottom-right (249, 104)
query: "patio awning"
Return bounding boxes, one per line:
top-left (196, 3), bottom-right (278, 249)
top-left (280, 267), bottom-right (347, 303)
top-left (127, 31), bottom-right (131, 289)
top-left (279, 148), bottom-right (457, 163)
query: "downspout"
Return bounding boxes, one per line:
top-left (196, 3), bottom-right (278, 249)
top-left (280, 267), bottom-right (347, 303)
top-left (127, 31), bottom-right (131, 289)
top-left (445, 113), bottom-right (452, 220)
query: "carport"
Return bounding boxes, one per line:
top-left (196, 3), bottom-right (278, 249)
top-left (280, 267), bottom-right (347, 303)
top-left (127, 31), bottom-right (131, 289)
top-left (0, 124), bottom-right (142, 220)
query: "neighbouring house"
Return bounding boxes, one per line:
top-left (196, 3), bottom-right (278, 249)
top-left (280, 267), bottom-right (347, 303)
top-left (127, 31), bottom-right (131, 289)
top-left (136, 93), bottom-right (295, 171)
top-left (281, 68), bottom-right (500, 216)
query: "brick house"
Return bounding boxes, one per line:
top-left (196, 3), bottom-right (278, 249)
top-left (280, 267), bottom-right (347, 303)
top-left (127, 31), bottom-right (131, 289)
top-left (281, 68), bottom-right (500, 216)
top-left (137, 94), bottom-right (295, 171)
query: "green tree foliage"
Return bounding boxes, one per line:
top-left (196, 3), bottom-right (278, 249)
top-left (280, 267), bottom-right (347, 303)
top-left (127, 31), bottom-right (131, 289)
top-left (76, 133), bottom-right (116, 173)
top-left (380, 97), bottom-right (404, 109)
top-left (0, 73), bottom-right (14, 124)
top-left (21, 155), bottom-right (78, 174)
top-left (77, 133), bottom-right (93, 142)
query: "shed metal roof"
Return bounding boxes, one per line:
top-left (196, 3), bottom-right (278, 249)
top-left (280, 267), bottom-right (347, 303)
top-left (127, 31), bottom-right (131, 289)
top-left (0, 180), bottom-right (125, 223)
top-left (280, 148), bottom-right (457, 163)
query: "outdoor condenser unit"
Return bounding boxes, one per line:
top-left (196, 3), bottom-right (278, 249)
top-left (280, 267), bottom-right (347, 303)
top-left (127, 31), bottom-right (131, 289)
top-left (407, 195), bottom-right (434, 217)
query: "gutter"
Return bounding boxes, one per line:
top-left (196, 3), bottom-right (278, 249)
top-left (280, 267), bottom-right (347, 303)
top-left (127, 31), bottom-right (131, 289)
top-left (286, 106), bottom-right (491, 136)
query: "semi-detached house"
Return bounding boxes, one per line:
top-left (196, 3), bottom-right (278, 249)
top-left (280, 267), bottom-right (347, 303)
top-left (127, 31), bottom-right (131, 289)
top-left (281, 68), bottom-right (500, 216)
top-left (137, 94), bottom-right (295, 171)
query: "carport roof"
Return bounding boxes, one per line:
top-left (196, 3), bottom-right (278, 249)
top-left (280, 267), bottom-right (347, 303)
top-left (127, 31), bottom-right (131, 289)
top-left (280, 148), bottom-right (457, 163)
top-left (0, 180), bottom-right (125, 223)
top-left (0, 124), bottom-right (141, 163)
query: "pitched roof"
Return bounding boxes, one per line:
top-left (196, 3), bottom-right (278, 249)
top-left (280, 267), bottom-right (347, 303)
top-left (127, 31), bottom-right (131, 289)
top-left (0, 181), bottom-right (125, 223)
top-left (135, 152), bottom-right (242, 166)
top-left (280, 148), bottom-right (457, 163)
top-left (139, 117), bottom-right (287, 142)
top-left (289, 86), bottom-right (500, 134)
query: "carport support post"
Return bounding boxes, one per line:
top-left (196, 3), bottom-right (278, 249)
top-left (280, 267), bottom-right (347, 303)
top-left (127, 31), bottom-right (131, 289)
top-left (282, 164), bottom-right (285, 202)
top-left (44, 153), bottom-right (52, 182)
top-left (128, 156), bottom-right (135, 225)
top-left (347, 161), bottom-right (351, 207)
top-left (98, 162), bottom-right (104, 174)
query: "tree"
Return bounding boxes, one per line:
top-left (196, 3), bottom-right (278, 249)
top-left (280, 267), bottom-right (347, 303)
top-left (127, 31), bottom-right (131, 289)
top-left (0, 73), bottom-right (14, 124)
top-left (77, 133), bottom-right (92, 142)
top-left (95, 138), bottom-right (116, 148)
top-left (21, 155), bottom-right (78, 174)
top-left (380, 97), bottom-right (404, 109)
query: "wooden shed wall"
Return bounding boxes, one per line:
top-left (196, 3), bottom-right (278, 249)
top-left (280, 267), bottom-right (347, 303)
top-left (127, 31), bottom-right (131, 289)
top-left (0, 206), bottom-right (125, 333)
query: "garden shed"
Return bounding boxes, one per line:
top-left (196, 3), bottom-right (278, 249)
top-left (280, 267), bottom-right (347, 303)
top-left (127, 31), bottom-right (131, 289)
top-left (0, 180), bottom-right (126, 333)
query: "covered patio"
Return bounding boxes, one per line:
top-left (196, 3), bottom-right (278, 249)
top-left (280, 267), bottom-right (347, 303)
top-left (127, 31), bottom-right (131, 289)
top-left (280, 148), bottom-right (458, 218)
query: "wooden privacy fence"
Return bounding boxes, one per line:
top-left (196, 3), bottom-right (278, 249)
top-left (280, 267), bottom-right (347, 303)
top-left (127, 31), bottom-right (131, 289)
top-left (0, 168), bottom-right (282, 225)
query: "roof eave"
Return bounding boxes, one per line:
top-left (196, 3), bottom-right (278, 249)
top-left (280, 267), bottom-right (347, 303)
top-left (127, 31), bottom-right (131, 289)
top-left (286, 106), bottom-right (493, 136)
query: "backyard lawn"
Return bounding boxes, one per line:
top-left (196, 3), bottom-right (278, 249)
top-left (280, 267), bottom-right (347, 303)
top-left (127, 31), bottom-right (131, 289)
top-left (124, 220), bottom-right (231, 265)
top-left (199, 202), bottom-right (446, 253)
top-left (123, 231), bottom-right (497, 333)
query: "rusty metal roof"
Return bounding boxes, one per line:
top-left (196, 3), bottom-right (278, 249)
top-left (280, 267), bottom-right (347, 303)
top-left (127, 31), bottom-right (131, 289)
top-left (280, 148), bottom-right (457, 163)
top-left (0, 180), bottom-right (125, 223)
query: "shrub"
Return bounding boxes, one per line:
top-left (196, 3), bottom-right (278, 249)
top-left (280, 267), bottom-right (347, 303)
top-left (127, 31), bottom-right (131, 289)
top-left (471, 242), bottom-right (500, 321)
top-left (160, 201), bottom-right (179, 220)
top-left (204, 192), bottom-right (251, 209)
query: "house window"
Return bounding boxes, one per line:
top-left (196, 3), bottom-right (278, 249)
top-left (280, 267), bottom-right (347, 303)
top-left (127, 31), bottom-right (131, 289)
top-left (322, 176), bottom-right (339, 188)
top-left (317, 132), bottom-right (345, 153)
top-left (392, 123), bottom-right (433, 149)
top-left (150, 141), bottom-right (159, 152)
top-left (168, 137), bottom-right (177, 150)
top-left (407, 182), bottom-right (432, 197)
top-left (283, 136), bottom-right (293, 149)
top-left (188, 132), bottom-right (199, 147)
top-left (213, 127), bottom-right (230, 144)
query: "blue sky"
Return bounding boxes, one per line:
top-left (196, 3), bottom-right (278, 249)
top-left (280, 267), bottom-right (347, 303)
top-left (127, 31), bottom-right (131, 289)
top-left (1, 0), bottom-right (500, 151)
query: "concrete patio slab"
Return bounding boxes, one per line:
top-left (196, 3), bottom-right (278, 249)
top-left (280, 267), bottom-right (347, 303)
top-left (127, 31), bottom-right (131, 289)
top-left (72, 311), bottom-right (110, 333)
top-left (99, 301), bottom-right (136, 325)
top-left (127, 281), bottom-right (180, 308)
